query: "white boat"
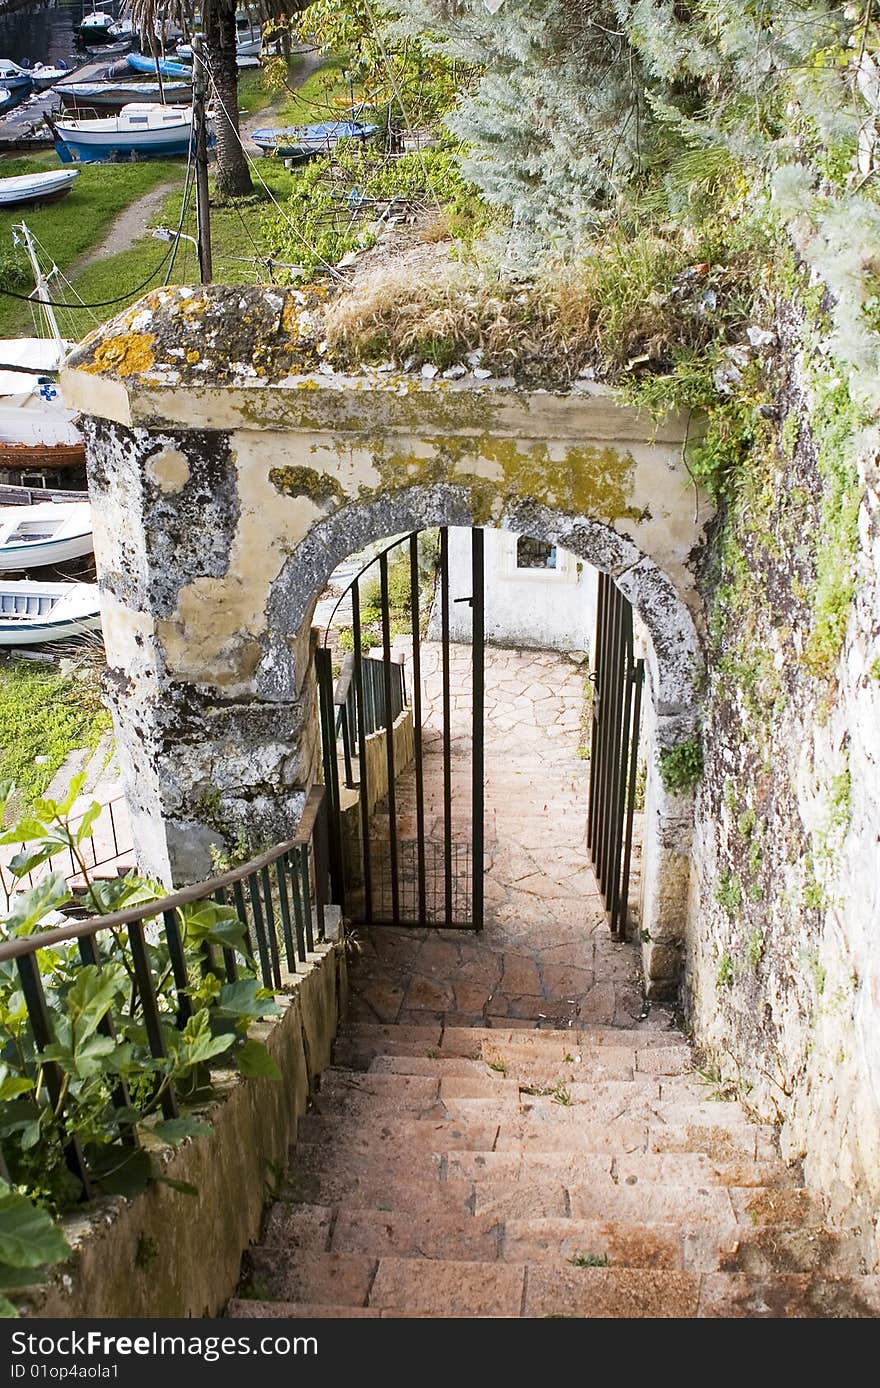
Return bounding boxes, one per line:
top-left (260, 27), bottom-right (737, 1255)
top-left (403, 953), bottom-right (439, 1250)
top-left (0, 581), bottom-right (101, 645)
top-left (0, 169), bottom-right (79, 209)
top-left (29, 60), bottom-right (72, 91)
top-left (0, 60), bottom-right (33, 94)
top-left (52, 103), bottom-right (196, 162)
top-left (0, 225), bottom-right (85, 477)
top-left (78, 10), bottom-right (116, 42)
top-left (0, 502), bottom-right (92, 570)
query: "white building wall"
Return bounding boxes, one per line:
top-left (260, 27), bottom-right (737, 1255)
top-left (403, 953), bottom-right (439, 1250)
top-left (440, 527), bottom-right (598, 653)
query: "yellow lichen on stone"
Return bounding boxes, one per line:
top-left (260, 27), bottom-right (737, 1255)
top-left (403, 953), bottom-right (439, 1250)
top-left (186, 349), bottom-right (201, 365)
top-left (82, 331), bottom-right (156, 379)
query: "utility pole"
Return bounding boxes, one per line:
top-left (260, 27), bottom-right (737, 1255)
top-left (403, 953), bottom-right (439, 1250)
top-left (192, 34), bottom-right (213, 285)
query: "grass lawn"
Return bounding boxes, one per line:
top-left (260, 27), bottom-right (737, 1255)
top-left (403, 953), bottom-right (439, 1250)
top-left (0, 56), bottom-right (358, 337)
top-left (0, 158), bottom-right (187, 338)
top-left (0, 659), bottom-right (111, 813)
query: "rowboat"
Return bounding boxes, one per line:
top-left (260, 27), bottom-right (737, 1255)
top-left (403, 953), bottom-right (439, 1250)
top-left (251, 119), bottom-right (379, 159)
top-left (0, 581), bottom-right (101, 646)
top-left (55, 81), bottom-right (193, 112)
top-left (51, 104), bottom-right (196, 163)
top-left (0, 169), bottom-right (79, 210)
top-left (28, 60), bottom-right (72, 91)
top-left (127, 51), bottom-right (192, 80)
top-left (0, 502), bottom-right (92, 570)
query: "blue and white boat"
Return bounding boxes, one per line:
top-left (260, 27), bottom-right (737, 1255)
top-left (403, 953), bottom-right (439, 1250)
top-left (251, 119), bottom-right (379, 160)
top-left (51, 103), bottom-right (196, 163)
top-left (127, 51), bottom-right (192, 79)
top-left (0, 503), bottom-right (93, 570)
top-left (0, 581), bottom-right (101, 646)
top-left (0, 60), bottom-right (33, 96)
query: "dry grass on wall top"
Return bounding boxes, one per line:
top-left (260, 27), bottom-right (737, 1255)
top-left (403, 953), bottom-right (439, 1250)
top-left (321, 235), bottom-right (750, 387)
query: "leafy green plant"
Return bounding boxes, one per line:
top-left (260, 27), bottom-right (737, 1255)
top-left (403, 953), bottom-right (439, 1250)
top-left (570, 1252), bottom-right (609, 1268)
top-left (657, 739), bottom-right (704, 795)
top-left (0, 774), bottom-right (284, 1313)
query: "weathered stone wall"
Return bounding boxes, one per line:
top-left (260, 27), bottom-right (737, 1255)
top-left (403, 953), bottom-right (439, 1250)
top-left (685, 307), bottom-right (880, 1263)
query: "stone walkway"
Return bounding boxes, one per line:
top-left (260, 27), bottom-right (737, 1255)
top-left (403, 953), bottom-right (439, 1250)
top-left (349, 642), bottom-right (652, 1033)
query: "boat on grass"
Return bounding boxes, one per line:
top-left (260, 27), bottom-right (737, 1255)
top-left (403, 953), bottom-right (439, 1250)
top-left (251, 119), bottom-right (379, 160)
top-left (50, 104), bottom-right (197, 163)
top-left (0, 169), bottom-right (79, 210)
top-left (127, 51), bottom-right (192, 80)
top-left (55, 81), bottom-right (193, 112)
top-left (0, 502), bottom-right (92, 570)
top-left (0, 581), bottom-right (101, 645)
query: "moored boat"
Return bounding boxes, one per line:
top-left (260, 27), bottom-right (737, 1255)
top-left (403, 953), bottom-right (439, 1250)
top-left (50, 103), bottom-right (197, 163)
top-left (0, 88), bottom-right (14, 116)
top-left (28, 60), bottom-right (72, 92)
top-left (0, 60), bottom-right (33, 96)
top-left (251, 119), bottom-right (379, 159)
top-left (77, 10), bottom-right (116, 43)
top-left (127, 51), bottom-right (192, 79)
top-left (0, 502), bottom-right (92, 570)
top-left (0, 581), bottom-right (101, 645)
top-left (0, 169), bottom-right (79, 210)
top-left (55, 80), bottom-right (193, 112)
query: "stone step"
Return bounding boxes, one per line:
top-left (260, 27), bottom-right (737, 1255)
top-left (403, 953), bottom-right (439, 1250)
top-left (229, 1266), bottom-right (880, 1318)
top-left (292, 1112), bottom-right (771, 1161)
top-left (258, 1204), bottom-right (861, 1276)
top-left (338, 1021), bottom-right (683, 1052)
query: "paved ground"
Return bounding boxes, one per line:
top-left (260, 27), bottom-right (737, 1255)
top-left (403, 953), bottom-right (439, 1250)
top-left (349, 642), bottom-right (655, 1033)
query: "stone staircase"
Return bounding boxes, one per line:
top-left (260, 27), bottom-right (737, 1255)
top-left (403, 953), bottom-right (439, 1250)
top-left (227, 1021), bottom-right (879, 1318)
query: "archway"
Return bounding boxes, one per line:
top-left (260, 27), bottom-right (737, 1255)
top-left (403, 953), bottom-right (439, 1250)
top-left (61, 282), bottom-right (711, 997)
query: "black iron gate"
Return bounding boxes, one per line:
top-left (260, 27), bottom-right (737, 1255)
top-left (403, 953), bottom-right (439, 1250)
top-left (316, 527), bottom-right (485, 931)
top-left (586, 572), bottom-right (645, 939)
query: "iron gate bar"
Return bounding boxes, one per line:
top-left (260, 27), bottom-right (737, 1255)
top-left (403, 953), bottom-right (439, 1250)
top-left (440, 527), bottom-right (453, 924)
top-left (586, 572), bottom-right (645, 940)
top-left (351, 579), bottom-right (373, 922)
top-left (471, 527), bottom-right (485, 933)
top-left (316, 645), bottom-right (346, 912)
top-left (379, 552), bottom-right (400, 922)
top-left (617, 660), bottom-right (645, 938)
top-left (409, 533), bottom-right (428, 925)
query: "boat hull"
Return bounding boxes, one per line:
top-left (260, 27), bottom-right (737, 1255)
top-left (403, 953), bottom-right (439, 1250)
top-left (127, 52), bottom-right (192, 79)
top-left (0, 611), bottom-right (101, 645)
top-left (0, 441), bottom-right (87, 471)
top-left (57, 82), bottom-right (193, 111)
top-left (0, 170), bottom-right (79, 209)
top-left (0, 532), bottom-right (93, 570)
top-left (54, 128), bottom-right (193, 162)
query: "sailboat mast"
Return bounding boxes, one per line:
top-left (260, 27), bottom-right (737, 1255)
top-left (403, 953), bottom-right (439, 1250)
top-left (16, 221), bottom-right (63, 349)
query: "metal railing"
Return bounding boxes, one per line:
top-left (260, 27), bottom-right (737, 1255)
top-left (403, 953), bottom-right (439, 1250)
top-left (1, 792), bottom-right (132, 911)
top-left (0, 785), bottom-right (332, 1193)
top-left (331, 651), bottom-right (406, 790)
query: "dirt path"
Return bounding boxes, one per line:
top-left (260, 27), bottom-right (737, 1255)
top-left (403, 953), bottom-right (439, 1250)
top-left (68, 177), bottom-right (179, 282)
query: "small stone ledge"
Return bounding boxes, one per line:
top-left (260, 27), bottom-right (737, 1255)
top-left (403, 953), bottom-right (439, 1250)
top-left (16, 941), bottom-right (347, 1319)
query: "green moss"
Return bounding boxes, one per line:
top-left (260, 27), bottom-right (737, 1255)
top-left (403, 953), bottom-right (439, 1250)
top-left (716, 950), bottom-right (735, 988)
top-left (747, 929), bottom-right (765, 970)
top-left (716, 871), bottom-right (742, 916)
top-left (658, 738), bottom-right (703, 794)
top-left (268, 465), bottom-right (347, 506)
top-left (870, 655), bottom-right (880, 681)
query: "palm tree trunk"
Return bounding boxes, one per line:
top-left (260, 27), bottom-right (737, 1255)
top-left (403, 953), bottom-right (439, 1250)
top-left (204, 3), bottom-right (253, 198)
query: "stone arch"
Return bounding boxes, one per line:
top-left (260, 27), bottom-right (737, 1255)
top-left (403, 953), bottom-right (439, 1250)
top-left (266, 485), bottom-right (701, 724)
top-left (61, 282), bottom-right (713, 996)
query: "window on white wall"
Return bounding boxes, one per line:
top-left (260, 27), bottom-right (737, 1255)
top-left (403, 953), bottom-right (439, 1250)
top-left (516, 536), bottom-right (557, 570)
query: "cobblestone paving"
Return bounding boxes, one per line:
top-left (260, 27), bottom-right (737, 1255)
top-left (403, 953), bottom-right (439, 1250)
top-left (349, 643), bottom-right (656, 1032)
